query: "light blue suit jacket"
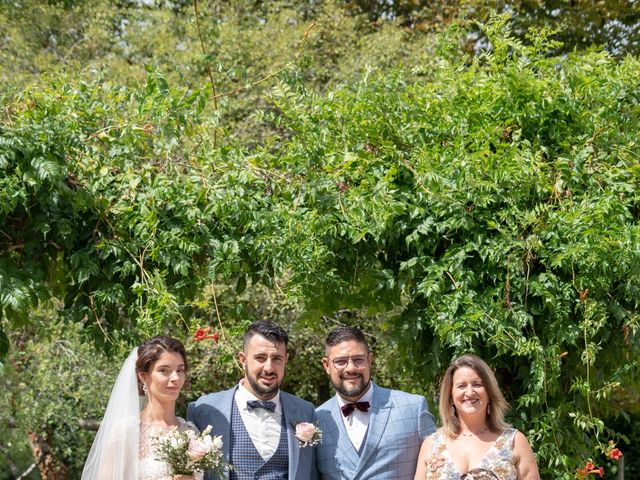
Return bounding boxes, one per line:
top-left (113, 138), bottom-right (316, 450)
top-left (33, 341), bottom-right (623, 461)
top-left (315, 382), bottom-right (436, 480)
top-left (187, 385), bottom-right (318, 480)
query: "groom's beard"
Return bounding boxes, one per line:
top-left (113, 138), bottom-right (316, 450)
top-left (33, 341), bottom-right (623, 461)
top-left (246, 369), bottom-right (281, 399)
top-left (334, 374), bottom-right (370, 399)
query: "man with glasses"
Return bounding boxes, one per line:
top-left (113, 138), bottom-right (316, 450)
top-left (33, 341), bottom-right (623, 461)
top-left (316, 326), bottom-right (436, 479)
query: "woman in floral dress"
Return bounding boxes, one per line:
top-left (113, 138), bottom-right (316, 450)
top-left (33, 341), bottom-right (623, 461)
top-left (414, 354), bottom-right (540, 480)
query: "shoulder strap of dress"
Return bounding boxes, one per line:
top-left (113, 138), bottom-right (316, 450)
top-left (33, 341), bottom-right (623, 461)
top-left (501, 428), bottom-right (518, 450)
top-left (430, 430), bottom-right (444, 451)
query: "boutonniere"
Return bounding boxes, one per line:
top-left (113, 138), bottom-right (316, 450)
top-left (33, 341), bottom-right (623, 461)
top-left (291, 421), bottom-right (322, 448)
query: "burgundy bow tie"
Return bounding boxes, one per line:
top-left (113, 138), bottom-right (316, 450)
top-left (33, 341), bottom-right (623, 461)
top-left (341, 401), bottom-right (370, 416)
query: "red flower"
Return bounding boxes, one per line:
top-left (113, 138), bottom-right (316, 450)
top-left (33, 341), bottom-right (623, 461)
top-left (141, 123), bottom-right (155, 135)
top-left (608, 448), bottom-right (623, 460)
top-left (577, 462), bottom-right (604, 479)
top-left (193, 326), bottom-right (220, 343)
top-left (193, 326), bottom-right (210, 341)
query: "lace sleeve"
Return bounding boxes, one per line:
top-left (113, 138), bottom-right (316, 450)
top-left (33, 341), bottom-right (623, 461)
top-left (180, 417), bottom-right (201, 435)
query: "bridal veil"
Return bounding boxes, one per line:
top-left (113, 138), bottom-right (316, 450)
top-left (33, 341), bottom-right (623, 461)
top-left (81, 347), bottom-right (142, 479)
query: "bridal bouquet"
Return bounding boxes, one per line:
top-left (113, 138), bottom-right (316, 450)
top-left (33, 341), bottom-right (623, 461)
top-left (156, 425), bottom-right (229, 477)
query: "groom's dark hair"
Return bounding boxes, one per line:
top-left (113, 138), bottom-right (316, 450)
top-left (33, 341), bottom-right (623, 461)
top-left (244, 320), bottom-right (289, 349)
top-left (325, 326), bottom-right (369, 351)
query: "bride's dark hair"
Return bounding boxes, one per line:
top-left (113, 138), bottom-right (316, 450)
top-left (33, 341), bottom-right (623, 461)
top-left (135, 336), bottom-right (188, 395)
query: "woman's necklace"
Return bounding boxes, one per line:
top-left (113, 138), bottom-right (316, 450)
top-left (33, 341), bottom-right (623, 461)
top-left (459, 427), bottom-right (489, 437)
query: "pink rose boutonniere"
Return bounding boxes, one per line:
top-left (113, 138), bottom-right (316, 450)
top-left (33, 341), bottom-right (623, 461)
top-left (294, 422), bottom-right (322, 448)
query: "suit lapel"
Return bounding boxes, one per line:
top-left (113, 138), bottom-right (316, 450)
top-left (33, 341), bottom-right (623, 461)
top-left (281, 393), bottom-right (300, 479)
top-left (219, 386), bottom-right (237, 460)
top-left (355, 383), bottom-right (391, 473)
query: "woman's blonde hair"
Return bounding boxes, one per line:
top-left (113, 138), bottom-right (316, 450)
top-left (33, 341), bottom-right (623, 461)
top-left (439, 354), bottom-right (510, 437)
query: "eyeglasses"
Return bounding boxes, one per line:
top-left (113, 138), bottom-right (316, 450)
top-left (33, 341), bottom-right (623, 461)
top-left (329, 355), bottom-right (369, 369)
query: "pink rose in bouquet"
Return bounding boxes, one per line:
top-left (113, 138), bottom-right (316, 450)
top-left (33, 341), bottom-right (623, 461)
top-left (187, 437), bottom-right (209, 462)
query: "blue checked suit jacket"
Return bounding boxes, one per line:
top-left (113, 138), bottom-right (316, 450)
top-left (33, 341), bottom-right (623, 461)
top-left (315, 382), bottom-right (436, 480)
top-left (187, 385), bottom-right (319, 480)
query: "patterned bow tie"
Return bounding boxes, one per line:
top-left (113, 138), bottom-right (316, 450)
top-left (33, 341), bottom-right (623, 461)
top-left (247, 400), bottom-right (276, 412)
top-left (341, 401), bottom-right (370, 416)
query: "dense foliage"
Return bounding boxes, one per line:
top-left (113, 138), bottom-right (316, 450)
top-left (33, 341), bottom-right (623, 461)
top-left (259, 22), bottom-right (640, 477)
top-left (1, 2), bottom-right (639, 479)
top-left (1, 0), bottom-right (639, 143)
top-left (0, 320), bottom-right (121, 478)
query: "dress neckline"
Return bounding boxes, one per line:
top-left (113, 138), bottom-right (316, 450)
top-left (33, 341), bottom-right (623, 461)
top-left (140, 416), bottom-right (185, 429)
top-left (443, 429), bottom-right (507, 476)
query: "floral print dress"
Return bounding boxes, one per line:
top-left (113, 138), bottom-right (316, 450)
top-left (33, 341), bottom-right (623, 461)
top-left (423, 428), bottom-right (518, 480)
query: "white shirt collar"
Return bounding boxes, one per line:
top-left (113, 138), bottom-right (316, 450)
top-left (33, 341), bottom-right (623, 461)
top-left (336, 382), bottom-right (373, 451)
top-left (236, 380), bottom-right (282, 414)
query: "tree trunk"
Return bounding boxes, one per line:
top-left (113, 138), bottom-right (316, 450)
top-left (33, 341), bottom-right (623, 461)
top-left (27, 431), bottom-right (68, 480)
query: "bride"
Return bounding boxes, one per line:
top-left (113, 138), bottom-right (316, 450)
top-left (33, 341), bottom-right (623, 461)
top-left (82, 336), bottom-right (201, 480)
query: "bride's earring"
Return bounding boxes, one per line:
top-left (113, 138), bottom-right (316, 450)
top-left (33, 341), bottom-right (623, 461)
top-left (142, 383), bottom-right (149, 396)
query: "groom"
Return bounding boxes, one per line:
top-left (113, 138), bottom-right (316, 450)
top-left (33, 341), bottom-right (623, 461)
top-left (188, 321), bottom-right (318, 480)
top-left (315, 326), bottom-right (436, 479)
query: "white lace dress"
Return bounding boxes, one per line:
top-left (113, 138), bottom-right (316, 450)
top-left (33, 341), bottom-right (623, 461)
top-left (139, 417), bottom-right (204, 480)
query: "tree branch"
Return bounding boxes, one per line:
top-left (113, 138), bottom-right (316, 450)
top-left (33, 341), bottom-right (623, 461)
top-left (15, 462), bottom-right (37, 480)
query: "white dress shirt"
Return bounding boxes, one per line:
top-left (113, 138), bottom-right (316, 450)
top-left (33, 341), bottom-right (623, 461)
top-left (337, 383), bottom-right (374, 452)
top-left (234, 381), bottom-right (283, 461)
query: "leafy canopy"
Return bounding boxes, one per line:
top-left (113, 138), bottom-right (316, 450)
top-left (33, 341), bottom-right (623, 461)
top-left (1, 15), bottom-right (639, 478)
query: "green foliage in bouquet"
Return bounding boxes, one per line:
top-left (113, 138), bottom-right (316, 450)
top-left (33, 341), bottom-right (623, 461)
top-left (155, 425), bottom-right (229, 478)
